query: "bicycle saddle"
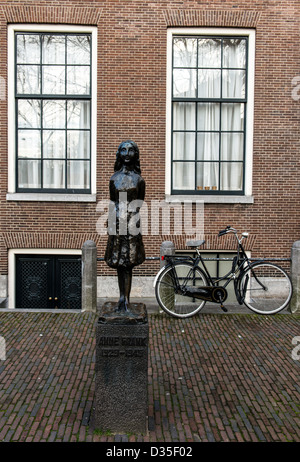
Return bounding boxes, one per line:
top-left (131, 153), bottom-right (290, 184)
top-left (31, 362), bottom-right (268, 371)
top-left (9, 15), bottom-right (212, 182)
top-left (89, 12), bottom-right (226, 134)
top-left (186, 239), bottom-right (206, 247)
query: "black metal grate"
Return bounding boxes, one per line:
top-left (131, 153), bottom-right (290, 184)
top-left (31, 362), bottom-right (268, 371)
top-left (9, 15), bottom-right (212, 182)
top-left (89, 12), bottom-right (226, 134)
top-left (59, 259), bottom-right (82, 310)
top-left (16, 255), bottom-right (81, 309)
top-left (17, 258), bottom-right (49, 308)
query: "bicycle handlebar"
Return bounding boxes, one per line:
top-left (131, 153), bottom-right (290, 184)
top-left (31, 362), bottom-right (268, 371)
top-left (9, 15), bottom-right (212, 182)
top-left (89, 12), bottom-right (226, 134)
top-left (218, 226), bottom-right (249, 244)
top-left (218, 226), bottom-right (236, 237)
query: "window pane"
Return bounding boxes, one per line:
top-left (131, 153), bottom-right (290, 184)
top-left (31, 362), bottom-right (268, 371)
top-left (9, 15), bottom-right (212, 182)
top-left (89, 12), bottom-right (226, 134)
top-left (67, 101), bottom-right (90, 129)
top-left (222, 70), bottom-right (245, 99)
top-left (18, 159), bottom-right (41, 188)
top-left (173, 132), bottom-right (195, 160)
top-left (221, 133), bottom-right (244, 161)
top-left (173, 38), bottom-right (197, 68)
top-left (16, 34), bottom-right (40, 64)
top-left (197, 103), bottom-right (220, 130)
top-left (43, 160), bottom-right (65, 189)
top-left (67, 131), bottom-right (90, 159)
top-left (17, 65), bottom-right (40, 94)
top-left (196, 162), bottom-right (219, 191)
top-left (198, 69), bottom-right (221, 98)
top-left (16, 33), bottom-right (92, 192)
top-left (67, 161), bottom-right (90, 189)
top-left (67, 66), bottom-right (90, 94)
top-left (42, 35), bottom-right (65, 64)
top-left (220, 162), bottom-right (243, 190)
top-left (42, 66), bottom-right (65, 94)
top-left (67, 36), bottom-right (91, 65)
top-left (198, 39), bottom-right (221, 68)
top-left (221, 103), bottom-right (244, 131)
top-left (18, 100), bottom-right (41, 128)
top-left (173, 102), bottom-right (195, 130)
top-left (171, 34), bottom-right (248, 195)
top-left (223, 39), bottom-right (246, 69)
top-left (197, 133), bottom-right (219, 161)
top-left (18, 130), bottom-right (41, 158)
top-left (173, 69), bottom-right (197, 98)
top-left (43, 130), bottom-right (65, 158)
top-left (173, 162), bottom-right (195, 190)
top-left (43, 100), bottom-right (66, 128)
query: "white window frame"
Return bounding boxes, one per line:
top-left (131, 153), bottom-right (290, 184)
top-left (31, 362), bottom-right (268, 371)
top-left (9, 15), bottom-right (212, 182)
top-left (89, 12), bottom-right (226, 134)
top-left (166, 28), bottom-right (255, 204)
top-left (7, 24), bottom-right (97, 202)
top-left (8, 248), bottom-right (82, 309)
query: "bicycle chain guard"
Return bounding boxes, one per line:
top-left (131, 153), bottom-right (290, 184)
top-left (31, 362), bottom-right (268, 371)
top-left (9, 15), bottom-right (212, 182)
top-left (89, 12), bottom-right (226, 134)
top-left (181, 285), bottom-right (228, 303)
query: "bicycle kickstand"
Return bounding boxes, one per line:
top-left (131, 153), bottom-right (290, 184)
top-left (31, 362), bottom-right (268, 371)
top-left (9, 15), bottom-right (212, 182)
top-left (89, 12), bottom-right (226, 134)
top-left (220, 303), bottom-right (228, 313)
top-left (216, 291), bottom-right (228, 313)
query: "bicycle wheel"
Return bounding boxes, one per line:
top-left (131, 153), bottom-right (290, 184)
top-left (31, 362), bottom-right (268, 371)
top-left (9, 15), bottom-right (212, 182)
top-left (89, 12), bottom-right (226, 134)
top-left (155, 262), bottom-right (208, 318)
top-left (239, 262), bottom-right (292, 315)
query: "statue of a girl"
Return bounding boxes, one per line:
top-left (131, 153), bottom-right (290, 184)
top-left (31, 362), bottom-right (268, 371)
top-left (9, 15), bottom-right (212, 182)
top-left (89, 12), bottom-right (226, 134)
top-left (104, 140), bottom-right (145, 311)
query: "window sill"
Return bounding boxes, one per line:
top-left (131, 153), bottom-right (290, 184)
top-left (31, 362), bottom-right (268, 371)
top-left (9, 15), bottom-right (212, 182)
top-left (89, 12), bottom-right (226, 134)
top-left (165, 194), bottom-right (254, 204)
top-left (6, 193), bottom-right (97, 202)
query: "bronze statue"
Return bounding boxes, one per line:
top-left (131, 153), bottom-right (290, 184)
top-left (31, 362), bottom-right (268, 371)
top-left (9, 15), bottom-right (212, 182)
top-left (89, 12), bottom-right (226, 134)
top-left (104, 140), bottom-right (145, 311)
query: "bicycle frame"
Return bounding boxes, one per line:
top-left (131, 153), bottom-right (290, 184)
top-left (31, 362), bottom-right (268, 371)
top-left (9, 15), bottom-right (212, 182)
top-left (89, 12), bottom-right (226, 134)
top-left (197, 239), bottom-right (250, 288)
top-left (168, 230), bottom-right (251, 290)
top-left (158, 228), bottom-right (261, 309)
top-left (155, 226), bottom-right (292, 316)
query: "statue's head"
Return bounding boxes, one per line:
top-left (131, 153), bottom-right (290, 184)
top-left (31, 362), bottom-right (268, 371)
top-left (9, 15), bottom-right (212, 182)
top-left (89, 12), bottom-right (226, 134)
top-left (114, 140), bottom-right (141, 173)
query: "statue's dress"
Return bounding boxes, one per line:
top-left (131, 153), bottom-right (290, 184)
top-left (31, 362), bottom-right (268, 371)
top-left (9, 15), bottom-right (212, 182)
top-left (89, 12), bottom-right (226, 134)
top-left (104, 168), bottom-right (145, 269)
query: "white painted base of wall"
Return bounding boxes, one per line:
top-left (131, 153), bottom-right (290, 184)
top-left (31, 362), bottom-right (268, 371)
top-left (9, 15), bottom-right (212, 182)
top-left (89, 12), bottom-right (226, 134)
top-left (97, 276), bottom-right (156, 299)
top-left (1, 273), bottom-right (156, 309)
top-left (0, 276), bottom-right (7, 298)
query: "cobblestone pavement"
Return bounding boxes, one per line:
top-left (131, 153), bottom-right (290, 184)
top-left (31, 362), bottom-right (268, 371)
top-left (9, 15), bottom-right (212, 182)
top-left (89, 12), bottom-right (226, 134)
top-left (0, 310), bottom-right (299, 443)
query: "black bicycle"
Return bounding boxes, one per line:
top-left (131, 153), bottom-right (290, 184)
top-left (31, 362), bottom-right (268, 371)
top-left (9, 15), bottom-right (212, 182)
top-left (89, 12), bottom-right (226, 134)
top-left (154, 226), bottom-right (293, 318)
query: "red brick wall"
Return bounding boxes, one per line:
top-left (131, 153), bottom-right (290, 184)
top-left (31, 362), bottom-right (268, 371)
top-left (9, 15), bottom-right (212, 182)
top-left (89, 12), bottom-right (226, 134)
top-left (0, 0), bottom-right (299, 279)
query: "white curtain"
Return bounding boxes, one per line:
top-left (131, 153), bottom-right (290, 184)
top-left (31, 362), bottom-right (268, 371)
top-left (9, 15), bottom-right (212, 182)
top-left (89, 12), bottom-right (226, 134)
top-left (18, 159), bottom-right (41, 189)
top-left (173, 102), bottom-right (195, 190)
top-left (67, 101), bottom-right (90, 189)
top-left (220, 40), bottom-right (245, 191)
top-left (18, 100), bottom-right (90, 190)
top-left (43, 160), bottom-right (65, 189)
top-left (197, 103), bottom-right (219, 190)
top-left (16, 33), bottom-right (91, 191)
top-left (173, 38), bottom-right (245, 192)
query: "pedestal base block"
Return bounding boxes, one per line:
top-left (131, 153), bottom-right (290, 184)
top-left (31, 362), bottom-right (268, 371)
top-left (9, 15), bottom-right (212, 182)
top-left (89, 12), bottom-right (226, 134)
top-left (95, 301), bottom-right (148, 434)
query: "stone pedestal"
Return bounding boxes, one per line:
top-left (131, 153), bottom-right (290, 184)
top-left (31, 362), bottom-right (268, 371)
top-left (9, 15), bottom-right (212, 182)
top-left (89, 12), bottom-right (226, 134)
top-left (160, 240), bottom-right (175, 268)
top-left (81, 240), bottom-right (97, 312)
top-left (95, 301), bottom-right (148, 434)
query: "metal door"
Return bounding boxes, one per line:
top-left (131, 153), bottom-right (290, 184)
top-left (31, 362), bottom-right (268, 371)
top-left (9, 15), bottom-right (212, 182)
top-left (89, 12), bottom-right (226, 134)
top-left (56, 256), bottom-right (82, 310)
top-left (16, 255), bottom-right (81, 309)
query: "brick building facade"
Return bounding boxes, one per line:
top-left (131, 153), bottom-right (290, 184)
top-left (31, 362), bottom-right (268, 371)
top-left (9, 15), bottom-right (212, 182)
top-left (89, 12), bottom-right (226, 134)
top-left (0, 0), bottom-right (299, 308)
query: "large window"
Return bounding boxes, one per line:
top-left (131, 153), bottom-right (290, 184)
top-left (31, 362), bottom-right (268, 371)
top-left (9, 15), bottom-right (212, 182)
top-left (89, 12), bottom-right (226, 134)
top-left (15, 32), bottom-right (92, 193)
top-left (169, 30), bottom-right (255, 197)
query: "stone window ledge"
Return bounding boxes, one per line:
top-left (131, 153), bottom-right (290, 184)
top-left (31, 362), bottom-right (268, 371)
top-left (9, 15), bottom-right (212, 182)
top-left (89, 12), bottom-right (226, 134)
top-left (6, 193), bottom-right (97, 202)
top-left (165, 195), bottom-right (254, 204)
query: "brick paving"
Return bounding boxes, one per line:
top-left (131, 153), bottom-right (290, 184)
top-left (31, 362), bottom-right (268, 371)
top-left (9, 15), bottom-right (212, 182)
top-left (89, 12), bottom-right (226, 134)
top-left (0, 310), bottom-right (299, 442)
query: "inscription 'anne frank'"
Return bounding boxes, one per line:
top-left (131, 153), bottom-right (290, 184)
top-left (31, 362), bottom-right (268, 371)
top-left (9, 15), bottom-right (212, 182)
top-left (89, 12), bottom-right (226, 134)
top-left (98, 336), bottom-right (147, 347)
